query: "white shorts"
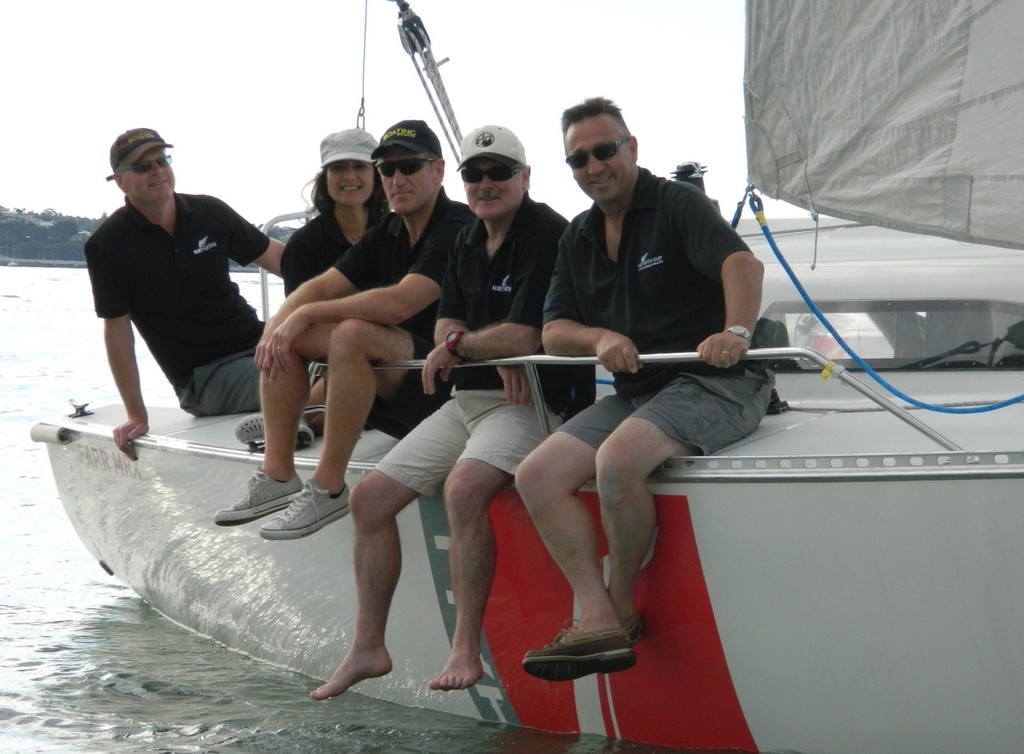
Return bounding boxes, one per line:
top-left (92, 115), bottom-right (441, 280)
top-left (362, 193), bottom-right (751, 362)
top-left (375, 389), bottom-right (561, 495)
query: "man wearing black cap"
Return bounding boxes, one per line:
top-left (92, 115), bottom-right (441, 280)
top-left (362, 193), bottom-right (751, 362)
top-left (86, 128), bottom-right (285, 460)
top-left (215, 119), bottom-right (474, 540)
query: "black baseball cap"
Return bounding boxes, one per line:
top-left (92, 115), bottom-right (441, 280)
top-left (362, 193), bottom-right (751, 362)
top-left (370, 120), bottom-right (442, 160)
top-left (106, 128), bottom-right (173, 181)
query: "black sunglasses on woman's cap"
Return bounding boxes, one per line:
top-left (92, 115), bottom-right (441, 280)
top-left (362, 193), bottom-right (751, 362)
top-left (460, 164), bottom-right (523, 184)
top-left (564, 137), bottom-right (629, 170)
top-left (375, 157), bottom-right (438, 178)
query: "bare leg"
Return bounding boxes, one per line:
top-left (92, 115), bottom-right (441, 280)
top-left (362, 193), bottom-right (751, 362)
top-left (429, 459), bottom-right (510, 691)
top-left (311, 320), bottom-right (411, 494)
top-left (260, 324), bottom-right (333, 481)
top-left (515, 434), bottom-right (621, 632)
top-left (311, 471), bottom-right (418, 700)
top-left (595, 418), bottom-right (685, 624)
top-left (305, 374), bottom-right (327, 436)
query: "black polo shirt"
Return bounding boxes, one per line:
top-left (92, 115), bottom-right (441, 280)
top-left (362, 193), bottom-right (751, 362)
top-left (85, 193), bottom-right (269, 391)
top-left (544, 168), bottom-right (751, 397)
top-left (335, 188), bottom-right (473, 343)
top-left (439, 196), bottom-right (594, 416)
top-left (280, 213), bottom-right (353, 295)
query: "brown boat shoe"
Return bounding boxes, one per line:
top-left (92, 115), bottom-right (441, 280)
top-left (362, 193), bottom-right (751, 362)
top-left (522, 623), bottom-right (636, 681)
top-left (622, 612), bottom-right (642, 646)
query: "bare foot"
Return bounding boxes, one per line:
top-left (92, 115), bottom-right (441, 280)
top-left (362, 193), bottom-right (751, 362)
top-left (428, 648), bottom-right (484, 691)
top-left (311, 646), bottom-right (392, 701)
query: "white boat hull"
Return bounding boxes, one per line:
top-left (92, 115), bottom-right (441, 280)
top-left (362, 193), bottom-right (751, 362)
top-left (35, 388), bottom-right (1024, 753)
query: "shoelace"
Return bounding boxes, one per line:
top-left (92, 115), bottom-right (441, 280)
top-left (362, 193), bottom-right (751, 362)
top-left (276, 487), bottom-right (317, 524)
top-left (233, 472), bottom-right (271, 510)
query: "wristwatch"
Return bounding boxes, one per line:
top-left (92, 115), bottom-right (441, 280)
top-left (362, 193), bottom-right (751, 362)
top-left (444, 329), bottom-right (465, 356)
top-left (725, 325), bottom-right (752, 341)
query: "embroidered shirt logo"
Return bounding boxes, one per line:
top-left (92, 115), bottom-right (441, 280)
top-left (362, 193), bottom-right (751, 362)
top-left (491, 274), bottom-right (513, 293)
top-left (192, 236), bottom-right (218, 255)
top-left (637, 251), bottom-right (664, 272)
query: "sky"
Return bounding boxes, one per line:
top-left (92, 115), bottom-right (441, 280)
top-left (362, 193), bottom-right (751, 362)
top-left (2, 0), bottom-right (805, 225)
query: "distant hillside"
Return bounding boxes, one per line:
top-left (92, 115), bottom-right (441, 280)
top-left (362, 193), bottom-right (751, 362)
top-left (0, 205), bottom-right (295, 268)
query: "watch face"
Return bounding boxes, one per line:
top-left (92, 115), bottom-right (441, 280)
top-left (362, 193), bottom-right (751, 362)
top-left (446, 332), bottom-right (458, 343)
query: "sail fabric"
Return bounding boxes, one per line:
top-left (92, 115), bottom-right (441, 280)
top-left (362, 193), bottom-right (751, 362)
top-left (744, 0), bottom-right (1024, 249)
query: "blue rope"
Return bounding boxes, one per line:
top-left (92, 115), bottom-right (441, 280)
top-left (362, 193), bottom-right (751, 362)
top-left (746, 191), bottom-right (1024, 414)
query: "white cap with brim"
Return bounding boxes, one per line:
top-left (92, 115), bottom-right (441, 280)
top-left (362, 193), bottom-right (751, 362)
top-left (320, 129), bottom-right (378, 168)
top-left (458, 125), bottom-right (527, 170)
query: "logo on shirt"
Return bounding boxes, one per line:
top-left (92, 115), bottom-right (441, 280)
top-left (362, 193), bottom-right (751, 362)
top-left (491, 274), bottom-right (513, 293)
top-left (192, 236), bottom-right (218, 255)
top-left (637, 251), bottom-right (664, 272)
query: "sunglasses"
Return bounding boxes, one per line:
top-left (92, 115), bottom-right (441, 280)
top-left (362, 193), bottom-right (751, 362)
top-left (123, 155), bottom-right (173, 174)
top-left (564, 138), bottom-right (629, 170)
top-left (460, 164), bottom-right (523, 184)
top-left (375, 157), bottom-right (438, 178)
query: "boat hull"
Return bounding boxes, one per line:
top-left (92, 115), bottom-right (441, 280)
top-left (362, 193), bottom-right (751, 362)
top-left (35, 404), bottom-right (1024, 753)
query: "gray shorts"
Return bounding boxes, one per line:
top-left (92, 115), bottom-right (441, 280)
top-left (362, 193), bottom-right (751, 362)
top-left (376, 389), bottom-right (561, 495)
top-left (558, 370), bottom-right (774, 455)
top-left (177, 349), bottom-right (261, 417)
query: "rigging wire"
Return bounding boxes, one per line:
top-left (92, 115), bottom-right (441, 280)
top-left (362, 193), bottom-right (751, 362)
top-left (390, 0), bottom-right (463, 162)
top-left (356, 0), bottom-right (369, 129)
top-left (743, 190), bottom-right (1024, 414)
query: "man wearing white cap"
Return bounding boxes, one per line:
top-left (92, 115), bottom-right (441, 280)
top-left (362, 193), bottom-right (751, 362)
top-left (307, 125), bottom-right (593, 700)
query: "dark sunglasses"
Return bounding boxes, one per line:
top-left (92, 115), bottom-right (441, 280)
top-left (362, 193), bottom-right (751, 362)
top-left (123, 155), bottom-right (173, 174)
top-left (375, 157), bottom-right (438, 178)
top-left (460, 164), bottom-right (523, 184)
top-left (564, 138), bottom-right (629, 170)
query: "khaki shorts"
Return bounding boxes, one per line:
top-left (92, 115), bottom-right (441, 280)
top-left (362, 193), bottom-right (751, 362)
top-left (376, 389), bottom-right (561, 495)
top-left (558, 370), bottom-right (774, 455)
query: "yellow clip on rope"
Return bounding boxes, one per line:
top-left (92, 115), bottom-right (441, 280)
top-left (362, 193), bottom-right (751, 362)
top-left (820, 361), bottom-right (836, 380)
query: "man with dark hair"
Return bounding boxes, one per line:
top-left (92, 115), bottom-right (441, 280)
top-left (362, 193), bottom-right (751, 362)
top-left (307, 124), bottom-right (593, 700)
top-left (214, 119), bottom-right (474, 540)
top-left (516, 97), bottom-right (774, 681)
top-left (86, 128), bottom-right (284, 460)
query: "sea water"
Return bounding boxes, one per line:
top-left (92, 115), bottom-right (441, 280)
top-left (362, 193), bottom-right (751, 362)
top-left (0, 267), bottom-right (677, 754)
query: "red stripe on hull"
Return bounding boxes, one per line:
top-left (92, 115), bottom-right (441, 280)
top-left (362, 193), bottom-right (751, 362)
top-left (485, 490), bottom-right (757, 751)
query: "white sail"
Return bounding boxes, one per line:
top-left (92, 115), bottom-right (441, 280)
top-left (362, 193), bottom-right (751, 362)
top-left (744, 0), bottom-right (1024, 249)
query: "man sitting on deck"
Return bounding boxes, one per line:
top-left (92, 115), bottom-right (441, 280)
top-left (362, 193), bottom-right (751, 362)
top-left (213, 119), bottom-right (473, 538)
top-left (85, 128), bottom-right (285, 460)
top-left (515, 97), bottom-right (775, 681)
top-left (308, 125), bottom-right (593, 699)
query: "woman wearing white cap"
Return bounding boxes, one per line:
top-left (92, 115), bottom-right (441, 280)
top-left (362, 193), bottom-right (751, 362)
top-left (281, 129), bottom-right (389, 294)
top-left (236, 129), bottom-right (388, 447)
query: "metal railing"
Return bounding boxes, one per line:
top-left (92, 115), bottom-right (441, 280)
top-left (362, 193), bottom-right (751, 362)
top-left (377, 347), bottom-right (962, 451)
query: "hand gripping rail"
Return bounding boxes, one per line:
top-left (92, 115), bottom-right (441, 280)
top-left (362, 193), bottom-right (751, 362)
top-left (378, 347), bottom-right (962, 451)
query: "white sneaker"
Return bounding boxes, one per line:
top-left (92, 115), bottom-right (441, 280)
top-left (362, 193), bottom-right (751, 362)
top-left (234, 413), bottom-right (315, 450)
top-left (259, 480), bottom-right (349, 540)
top-left (214, 471), bottom-right (302, 526)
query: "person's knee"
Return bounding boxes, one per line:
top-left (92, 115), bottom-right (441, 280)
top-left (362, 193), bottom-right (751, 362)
top-left (328, 319), bottom-right (367, 356)
top-left (444, 474), bottom-right (498, 524)
top-left (349, 474), bottom-right (390, 523)
top-left (514, 452), bottom-right (546, 506)
top-left (594, 444), bottom-right (646, 508)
